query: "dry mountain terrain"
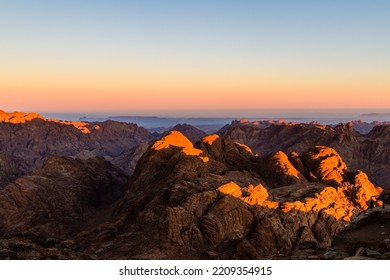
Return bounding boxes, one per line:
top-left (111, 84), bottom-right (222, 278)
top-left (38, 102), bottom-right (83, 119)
top-left (0, 111), bottom-right (388, 259)
top-left (0, 110), bottom-right (154, 188)
top-left (220, 120), bottom-right (390, 189)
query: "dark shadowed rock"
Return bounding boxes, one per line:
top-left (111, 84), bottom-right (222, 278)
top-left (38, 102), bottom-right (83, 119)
top-left (0, 156), bottom-right (129, 237)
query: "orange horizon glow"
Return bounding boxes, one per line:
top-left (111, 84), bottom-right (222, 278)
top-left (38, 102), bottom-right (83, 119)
top-left (1, 1), bottom-right (389, 113)
top-left (1, 71), bottom-right (389, 112)
top-left (2, 59), bottom-right (389, 111)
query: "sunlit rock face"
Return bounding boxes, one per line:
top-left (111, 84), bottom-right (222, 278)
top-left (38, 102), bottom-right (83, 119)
top-left (217, 181), bottom-right (278, 209)
top-left (197, 134), bottom-right (255, 169)
top-left (302, 146), bottom-right (347, 186)
top-left (0, 110), bottom-right (90, 133)
top-left (0, 110), bottom-right (46, 124)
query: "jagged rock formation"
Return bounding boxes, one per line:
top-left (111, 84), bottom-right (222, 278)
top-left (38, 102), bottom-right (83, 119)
top-left (0, 110), bottom-right (154, 188)
top-left (85, 132), bottom-right (382, 259)
top-left (301, 146), bottom-right (347, 185)
top-left (220, 120), bottom-right (390, 188)
top-left (0, 125), bottom-right (386, 259)
top-left (347, 120), bottom-right (390, 135)
top-left (227, 119), bottom-right (390, 135)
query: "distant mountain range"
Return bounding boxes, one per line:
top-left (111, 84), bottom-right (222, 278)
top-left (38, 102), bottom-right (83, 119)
top-left (344, 120), bottom-right (390, 134)
top-left (79, 114), bottom-right (390, 135)
top-left (80, 115), bottom-right (234, 133)
top-left (361, 113), bottom-right (390, 117)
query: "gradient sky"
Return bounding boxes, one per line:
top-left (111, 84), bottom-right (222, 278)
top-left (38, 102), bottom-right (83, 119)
top-left (1, 0), bottom-right (389, 114)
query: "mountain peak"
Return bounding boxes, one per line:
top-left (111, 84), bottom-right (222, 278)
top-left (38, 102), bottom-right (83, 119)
top-left (168, 123), bottom-right (206, 142)
top-left (0, 110), bottom-right (46, 124)
top-left (0, 109), bottom-right (92, 133)
top-left (152, 131), bottom-right (194, 151)
top-left (201, 134), bottom-right (220, 145)
top-left (151, 131), bottom-right (208, 161)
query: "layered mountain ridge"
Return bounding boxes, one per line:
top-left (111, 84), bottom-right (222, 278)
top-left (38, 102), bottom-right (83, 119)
top-left (0, 110), bottom-right (153, 188)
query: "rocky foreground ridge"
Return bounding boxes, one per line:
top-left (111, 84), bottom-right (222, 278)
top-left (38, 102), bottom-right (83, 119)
top-left (0, 131), bottom-right (384, 259)
top-left (93, 132), bottom-right (382, 259)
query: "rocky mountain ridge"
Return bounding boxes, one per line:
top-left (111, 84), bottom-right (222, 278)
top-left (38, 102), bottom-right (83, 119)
top-left (0, 110), bottom-right (388, 259)
top-left (86, 132), bottom-right (383, 259)
top-left (0, 110), bottom-right (154, 188)
top-left (220, 120), bottom-right (390, 189)
top-left (226, 119), bottom-right (390, 134)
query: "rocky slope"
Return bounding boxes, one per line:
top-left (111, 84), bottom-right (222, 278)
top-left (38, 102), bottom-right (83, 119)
top-left (0, 117), bottom-right (387, 259)
top-left (220, 120), bottom-right (390, 189)
top-left (83, 132), bottom-right (383, 259)
top-left (0, 155), bottom-right (129, 259)
top-left (0, 110), bottom-right (154, 188)
top-left (0, 156), bottom-right (128, 236)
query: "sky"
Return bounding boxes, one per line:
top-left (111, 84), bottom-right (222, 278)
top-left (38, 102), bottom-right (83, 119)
top-left (0, 0), bottom-right (389, 115)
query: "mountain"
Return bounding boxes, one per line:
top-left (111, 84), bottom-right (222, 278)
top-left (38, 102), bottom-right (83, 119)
top-left (0, 111), bottom-right (389, 260)
top-left (0, 110), bottom-right (154, 188)
top-left (80, 115), bottom-right (232, 133)
top-left (0, 110), bottom-right (46, 123)
top-left (231, 119), bottom-right (390, 135)
top-left (0, 156), bottom-right (128, 236)
top-left (0, 156), bottom-right (129, 259)
top-left (220, 120), bottom-right (390, 189)
top-left (340, 120), bottom-right (390, 134)
top-left (161, 123), bottom-right (206, 143)
top-left (85, 132), bottom-right (383, 259)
